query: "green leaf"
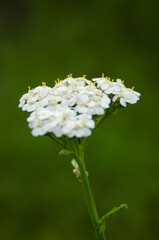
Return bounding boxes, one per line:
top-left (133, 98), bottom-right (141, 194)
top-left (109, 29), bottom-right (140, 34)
top-left (59, 149), bottom-right (72, 156)
top-left (101, 203), bottom-right (128, 223)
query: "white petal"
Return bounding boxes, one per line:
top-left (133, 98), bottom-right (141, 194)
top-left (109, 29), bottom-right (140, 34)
top-left (112, 95), bottom-right (118, 102)
top-left (120, 98), bottom-right (126, 107)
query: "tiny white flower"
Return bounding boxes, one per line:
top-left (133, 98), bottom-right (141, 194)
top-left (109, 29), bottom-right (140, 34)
top-left (29, 119), bottom-right (51, 137)
top-left (85, 81), bottom-right (97, 93)
top-left (34, 86), bottom-right (52, 97)
top-left (67, 114), bottom-right (95, 138)
top-left (51, 106), bottom-right (77, 137)
top-left (52, 85), bottom-right (68, 97)
top-left (22, 97), bottom-right (38, 112)
top-left (27, 108), bottom-right (53, 122)
top-left (75, 94), bottom-right (90, 113)
top-left (61, 118), bottom-right (76, 136)
top-left (61, 91), bottom-right (77, 107)
top-left (99, 78), bottom-right (115, 94)
top-left (112, 87), bottom-right (140, 107)
top-left (112, 79), bottom-right (125, 92)
top-left (127, 87), bottom-right (141, 98)
top-left (88, 95), bottom-right (110, 115)
top-left (18, 92), bottom-right (34, 108)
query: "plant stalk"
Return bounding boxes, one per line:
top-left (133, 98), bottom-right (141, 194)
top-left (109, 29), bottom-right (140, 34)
top-left (75, 147), bottom-right (106, 240)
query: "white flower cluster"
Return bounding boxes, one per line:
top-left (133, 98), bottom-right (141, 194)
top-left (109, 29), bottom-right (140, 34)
top-left (19, 75), bottom-right (140, 138)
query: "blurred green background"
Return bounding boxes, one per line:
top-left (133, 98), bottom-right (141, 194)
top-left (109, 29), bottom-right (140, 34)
top-left (0, 0), bottom-right (159, 239)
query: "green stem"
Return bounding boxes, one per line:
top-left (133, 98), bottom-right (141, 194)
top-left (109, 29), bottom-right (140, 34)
top-left (75, 147), bottom-right (106, 240)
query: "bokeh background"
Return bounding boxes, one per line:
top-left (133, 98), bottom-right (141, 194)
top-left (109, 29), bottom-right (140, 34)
top-left (0, 0), bottom-right (159, 239)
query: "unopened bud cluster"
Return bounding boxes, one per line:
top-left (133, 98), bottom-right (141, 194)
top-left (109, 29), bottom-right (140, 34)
top-left (19, 74), bottom-right (140, 138)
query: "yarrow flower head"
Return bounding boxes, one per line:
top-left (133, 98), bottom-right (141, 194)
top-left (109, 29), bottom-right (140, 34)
top-left (19, 74), bottom-right (141, 138)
